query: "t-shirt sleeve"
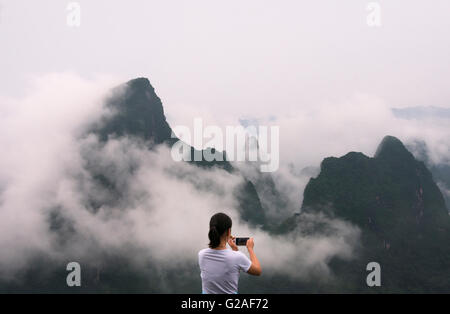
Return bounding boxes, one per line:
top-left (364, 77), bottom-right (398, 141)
top-left (235, 251), bottom-right (252, 272)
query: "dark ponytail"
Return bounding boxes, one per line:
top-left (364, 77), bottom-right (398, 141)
top-left (208, 213), bottom-right (232, 248)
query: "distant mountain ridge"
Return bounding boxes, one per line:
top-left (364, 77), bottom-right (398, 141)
top-left (392, 106), bottom-right (450, 120)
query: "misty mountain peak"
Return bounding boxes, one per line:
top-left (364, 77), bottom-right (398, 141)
top-left (302, 134), bottom-right (449, 227)
top-left (126, 77), bottom-right (153, 91)
top-left (95, 77), bottom-right (172, 144)
top-left (299, 134), bottom-right (450, 293)
top-left (374, 135), bottom-right (414, 161)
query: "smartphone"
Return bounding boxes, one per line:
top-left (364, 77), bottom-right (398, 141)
top-left (234, 237), bottom-right (249, 246)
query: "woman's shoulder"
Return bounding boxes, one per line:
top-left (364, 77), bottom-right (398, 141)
top-left (224, 249), bottom-right (248, 262)
top-left (198, 248), bottom-right (211, 256)
top-left (230, 250), bottom-right (247, 258)
top-left (199, 248), bottom-right (246, 257)
top-left (198, 247), bottom-right (226, 256)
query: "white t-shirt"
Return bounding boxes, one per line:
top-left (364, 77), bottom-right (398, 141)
top-left (198, 248), bottom-right (252, 294)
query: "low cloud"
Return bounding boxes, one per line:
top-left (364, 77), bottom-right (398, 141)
top-left (1, 73), bottom-right (449, 291)
top-left (0, 73), bottom-right (361, 288)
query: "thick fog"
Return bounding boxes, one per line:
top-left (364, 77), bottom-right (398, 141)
top-left (0, 74), bottom-right (361, 284)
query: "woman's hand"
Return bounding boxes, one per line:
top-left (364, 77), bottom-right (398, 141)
top-left (246, 238), bottom-right (262, 276)
top-left (228, 236), bottom-right (239, 251)
top-left (246, 237), bottom-right (255, 251)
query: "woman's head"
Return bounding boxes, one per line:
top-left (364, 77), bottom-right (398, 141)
top-left (208, 212), bottom-right (232, 248)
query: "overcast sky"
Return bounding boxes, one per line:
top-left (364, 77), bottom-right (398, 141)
top-left (0, 1), bottom-right (449, 283)
top-left (1, 0), bottom-right (449, 116)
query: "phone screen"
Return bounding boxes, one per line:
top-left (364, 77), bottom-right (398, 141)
top-left (235, 237), bottom-right (249, 246)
